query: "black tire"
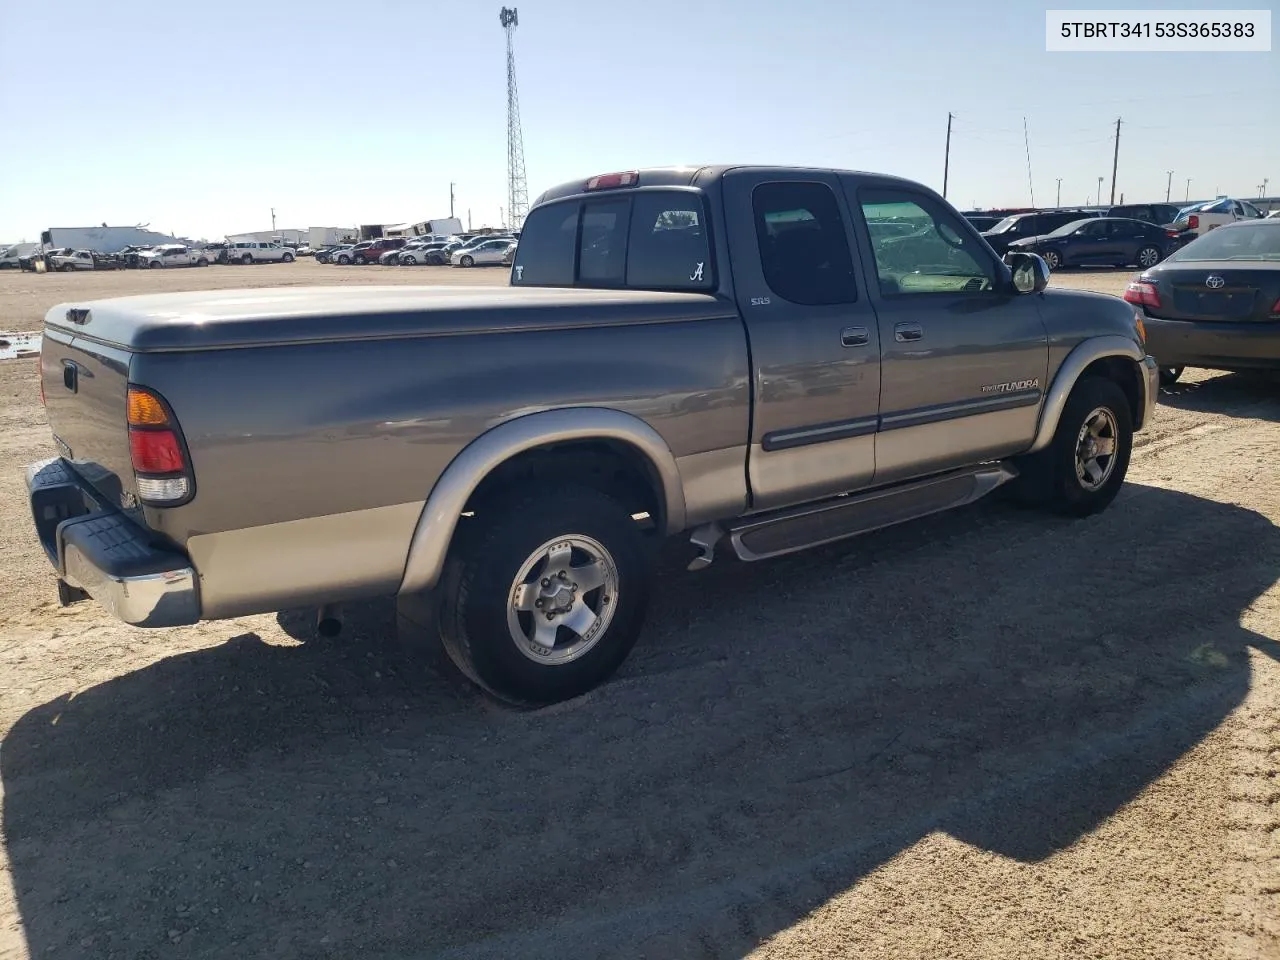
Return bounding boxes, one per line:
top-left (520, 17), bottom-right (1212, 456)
top-left (1012, 377), bottom-right (1133, 517)
top-left (1041, 249), bottom-right (1063, 270)
top-left (437, 485), bottom-right (654, 705)
top-left (149, 260), bottom-right (162, 269)
top-left (459, 254), bottom-right (474, 267)
top-left (197, 258), bottom-right (209, 267)
top-left (282, 252), bottom-right (294, 263)
top-left (1136, 245), bottom-right (1162, 269)
top-left (337, 254), bottom-right (351, 265)
top-left (1159, 365), bottom-right (1183, 387)
top-left (241, 254), bottom-right (253, 265)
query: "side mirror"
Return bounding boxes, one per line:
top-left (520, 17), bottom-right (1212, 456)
top-left (1004, 251), bottom-right (1050, 292)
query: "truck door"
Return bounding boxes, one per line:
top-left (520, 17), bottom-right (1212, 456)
top-left (846, 181), bottom-right (1048, 486)
top-left (721, 170), bottom-right (882, 510)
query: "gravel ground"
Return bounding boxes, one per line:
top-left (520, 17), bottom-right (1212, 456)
top-left (0, 264), bottom-right (1277, 960)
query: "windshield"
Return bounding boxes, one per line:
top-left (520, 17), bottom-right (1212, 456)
top-left (1169, 223), bottom-right (1280, 262)
top-left (987, 216), bottom-right (1020, 233)
top-left (1046, 218), bottom-right (1095, 238)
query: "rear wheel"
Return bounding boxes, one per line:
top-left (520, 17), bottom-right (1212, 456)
top-left (437, 485), bottom-right (655, 705)
top-left (149, 260), bottom-right (162, 269)
top-left (1159, 365), bottom-right (1184, 387)
top-left (1012, 377), bottom-right (1133, 517)
top-left (241, 254), bottom-right (253, 265)
top-left (1136, 245), bottom-right (1162, 268)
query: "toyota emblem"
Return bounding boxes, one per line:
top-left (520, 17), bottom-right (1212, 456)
top-left (1205, 275), bottom-right (1225, 289)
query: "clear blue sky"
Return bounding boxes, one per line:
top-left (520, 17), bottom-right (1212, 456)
top-left (0, 0), bottom-right (1275, 241)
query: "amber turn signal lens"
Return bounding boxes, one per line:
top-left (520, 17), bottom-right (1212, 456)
top-left (127, 386), bottom-right (169, 426)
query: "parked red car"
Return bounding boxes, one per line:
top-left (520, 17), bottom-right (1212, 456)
top-left (353, 237), bottom-right (408, 264)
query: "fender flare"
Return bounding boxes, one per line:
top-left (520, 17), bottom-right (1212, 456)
top-left (397, 407), bottom-right (687, 594)
top-left (1027, 335), bottom-right (1145, 453)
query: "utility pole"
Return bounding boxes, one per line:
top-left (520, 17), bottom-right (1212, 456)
top-left (1109, 117), bottom-right (1121, 206)
top-left (1166, 170), bottom-right (1173, 202)
top-left (1097, 176), bottom-right (1104, 206)
top-left (500, 207), bottom-right (505, 229)
top-left (468, 209), bottom-right (472, 231)
top-left (1056, 178), bottom-right (1062, 207)
top-left (1185, 178), bottom-right (1191, 201)
top-left (942, 112), bottom-right (952, 199)
top-left (449, 183), bottom-right (456, 219)
top-left (1022, 116), bottom-right (1035, 207)
top-left (1263, 178), bottom-right (1270, 198)
top-left (270, 207), bottom-right (276, 232)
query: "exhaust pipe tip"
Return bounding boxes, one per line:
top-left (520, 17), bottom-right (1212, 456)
top-left (315, 603), bottom-right (344, 638)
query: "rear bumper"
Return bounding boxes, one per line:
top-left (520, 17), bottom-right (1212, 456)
top-left (1144, 316), bottom-right (1280, 370)
top-left (25, 458), bottom-right (200, 627)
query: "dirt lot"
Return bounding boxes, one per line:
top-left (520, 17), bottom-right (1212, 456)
top-left (1, 263), bottom-right (1278, 960)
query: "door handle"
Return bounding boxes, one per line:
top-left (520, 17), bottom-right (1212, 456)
top-left (840, 326), bottom-right (869, 347)
top-left (894, 322), bottom-right (923, 343)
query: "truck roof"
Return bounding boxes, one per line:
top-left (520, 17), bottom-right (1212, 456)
top-left (531, 164), bottom-right (931, 207)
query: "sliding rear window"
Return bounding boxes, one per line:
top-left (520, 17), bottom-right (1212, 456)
top-left (512, 190), bottom-right (714, 291)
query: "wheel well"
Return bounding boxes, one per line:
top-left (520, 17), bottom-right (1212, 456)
top-left (1079, 356), bottom-right (1143, 428)
top-left (463, 440), bottom-right (665, 530)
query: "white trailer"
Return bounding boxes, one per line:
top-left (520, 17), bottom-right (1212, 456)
top-left (383, 218), bottom-right (464, 239)
top-left (308, 226), bottom-right (359, 248)
top-left (39, 226), bottom-right (185, 255)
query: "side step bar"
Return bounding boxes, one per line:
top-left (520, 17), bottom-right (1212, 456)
top-left (686, 463), bottom-right (1018, 569)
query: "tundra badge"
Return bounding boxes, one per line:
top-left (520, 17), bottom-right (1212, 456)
top-left (981, 378), bottom-right (1040, 394)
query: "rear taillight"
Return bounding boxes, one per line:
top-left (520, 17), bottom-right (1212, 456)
top-left (126, 385), bottom-right (192, 505)
top-left (1271, 297), bottom-right (1280, 316)
top-left (1123, 279), bottom-right (1161, 309)
top-left (1165, 230), bottom-right (1180, 238)
top-left (1187, 215), bottom-right (1199, 230)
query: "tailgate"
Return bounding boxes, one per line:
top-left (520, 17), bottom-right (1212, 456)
top-left (40, 327), bottom-right (138, 509)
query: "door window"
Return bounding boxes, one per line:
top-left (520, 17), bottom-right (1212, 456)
top-left (859, 189), bottom-right (996, 295)
top-left (1075, 220), bottom-right (1107, 237)
top-left (751, 181), bottom-right (857, 305)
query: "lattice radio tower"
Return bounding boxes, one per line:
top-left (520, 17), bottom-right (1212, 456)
top-left (500, 7), bottom-right (529, 231)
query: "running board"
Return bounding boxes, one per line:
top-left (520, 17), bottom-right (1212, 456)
top-left (715, 463), bottom-right (1018, 565)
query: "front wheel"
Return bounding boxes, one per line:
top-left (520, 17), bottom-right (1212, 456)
top-left (1136, 246), bottom-right (1162, 268)
top-left (149, 260), bottom-right (162, 269)
top-left (1041, 249), bottom-right (1062, 270)
top-left (459, 254), bottom-right (474, 267)
top-left (437, 485), bottom-right (654, 705)
top-left (1012, 377), bottom-right (1133, 517)
top-left (1159, 365), bottom-right (1184, 387)
top-left (337, 254), bottom-right (351, 265)
top-left (241, 254), bottom-right (253, 265)
top-left (282, 252), bottom-right (294, 263)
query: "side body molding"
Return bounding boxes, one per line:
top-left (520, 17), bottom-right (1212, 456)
top-left (398, 407), bottom-right (687, 595)
top-left (1027, 335), bottom-right (1145, 453)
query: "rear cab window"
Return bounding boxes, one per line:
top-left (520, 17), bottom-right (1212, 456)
top-left (512, 189), bottom-right (714, 291)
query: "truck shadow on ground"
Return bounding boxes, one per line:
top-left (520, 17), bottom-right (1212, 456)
top-left (4, 484), bottom-right (1279, 959)
top-left (1158, 369), bottom-right (1280, 422)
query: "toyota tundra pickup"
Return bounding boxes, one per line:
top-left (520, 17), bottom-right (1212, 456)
top-left (25, 165), bottom-right (1159, 704)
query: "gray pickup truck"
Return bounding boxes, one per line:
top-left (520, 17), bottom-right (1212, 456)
top-left (26, 165), bottom-right (1159, 704)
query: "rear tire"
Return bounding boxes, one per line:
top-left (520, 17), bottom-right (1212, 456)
top-left (437, 485), bottom-right (655, 705)
top-left (149, 260), bottom-right (162, 268)
top-left (241, 254), bottom-right (253, 265)
top-left (1012, 377), bottom-right (1133, 517)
